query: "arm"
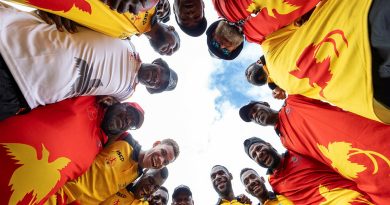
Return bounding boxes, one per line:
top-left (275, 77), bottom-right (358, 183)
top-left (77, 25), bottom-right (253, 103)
top-left (35, 9), bottom-right (79, 33)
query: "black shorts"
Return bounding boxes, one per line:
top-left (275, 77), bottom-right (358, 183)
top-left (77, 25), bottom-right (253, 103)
top-left (0, 53), bottom-right (30, 121)
top-left (369, 0), bottom-right (390, 107)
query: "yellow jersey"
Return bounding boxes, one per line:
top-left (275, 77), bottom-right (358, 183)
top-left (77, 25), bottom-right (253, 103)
top-left (262, 0), bottom-right (390, 123)
top-left (59, 138), bottom-right (142, 204)
top-left (10, 0), bottom-right (156, 39)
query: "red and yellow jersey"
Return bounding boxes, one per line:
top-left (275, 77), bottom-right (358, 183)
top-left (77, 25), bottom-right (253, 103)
top-left (277, 95), bottom-right (390, 204)
top-left (59, 136), bottom-right (142, 204)
top-left (264, 195), bottom-right (294, 205)
top-left (212, 0), bottom-right (320, 44)
top-left (0, 96), bottom-right (106, 205)
top-left (262, 0), bottom-right (390, 123)
top-left (269, 151), bottom-right (373, 205)
top-left (9, 0), bottom-right (156, 39)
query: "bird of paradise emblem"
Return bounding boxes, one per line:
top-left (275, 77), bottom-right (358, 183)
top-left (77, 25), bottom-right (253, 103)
top-left (247, 0), bottom-right (300, 18)
top-left (319, 185), bottom-right (374, 205)
top-left (1, 143), bottom-right (70, 205)
top-left (290, 30), bottom-right (348, 98)
top-left (318, 142), bottom-right (390, 180)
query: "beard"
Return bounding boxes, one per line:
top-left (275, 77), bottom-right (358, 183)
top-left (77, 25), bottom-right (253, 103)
top-left (258, 149), bottom-right (281, 170)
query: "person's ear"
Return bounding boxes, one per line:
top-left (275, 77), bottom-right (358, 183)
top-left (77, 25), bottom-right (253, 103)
top-left (153, 141), bottom-right (162, 147)
top-left (260, 176), bottom-right (265, 183)
top-left (229, 172), bottom-right (233, 180)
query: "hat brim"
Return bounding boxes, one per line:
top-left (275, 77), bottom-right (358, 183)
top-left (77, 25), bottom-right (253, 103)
top-left (172, 186), bottom-right (192, 198)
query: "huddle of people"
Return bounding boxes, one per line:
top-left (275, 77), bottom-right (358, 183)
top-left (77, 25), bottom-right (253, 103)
top-left (0, 0), bottom-right (389, 204)
top-left (0, 0), bottom-right (205, 204)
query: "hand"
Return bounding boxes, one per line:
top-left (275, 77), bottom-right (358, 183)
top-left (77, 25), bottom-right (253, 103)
top-left (35, 10), bottom-right (79, 33)
top-left (96, 96), bottom-right (119, 107)
top-left (272, 87), bottom-right (287, 100)
top-left (129, 52), bottom-right (142, 68)
top-left (237, 194), bottom-right (252, 204)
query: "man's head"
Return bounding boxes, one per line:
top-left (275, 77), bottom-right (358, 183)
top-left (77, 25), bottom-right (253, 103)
top-left (149, 186), bottom-right (169, 205)
top-left (245, 62), bottom-right (267, 86)
top-left (140, 139), bottom-right (180, 169)
top-left (173, 0), bottom-right (207, 37)
top-left (156, 0), bottom-right (171, 23)
top-left (148, 22), bottom-right (181, 56)
top-left (172, 185), bottom-right (194, 205)
top-left (240, 168), bottom-right (268, 200)
top-left (239, 101), bottom-right (279, 126)
top-left (206, 20), bottom-right (244, 60)
top-left (243, 137), bottom-right (281, 170)
top-left (101, 102), bottom-right (145, 136)
top-left (210, 165), bottom-right (233, 197)
top-left (133, 167), bottom-right (169, 199)
top-left (138, 58), bottom-right (178, 94)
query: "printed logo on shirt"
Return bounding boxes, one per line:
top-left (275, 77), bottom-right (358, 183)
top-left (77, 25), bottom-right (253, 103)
top-left (65, 58), bottom-right (103, 98)
top-left (289, 30), bottom-right (348, 98)
top-left (246, 0), bottom-right (300, 18)
top-left (116, 150), bottom-right (125, 161)
top-left (27, 0), bottom-right (92, 14)
top-left (116, 192), bottom-right (128, 198)
top-left (105, 156), bottom-right (117, 166)
top-left (142, 11), bottom-right (150, 25)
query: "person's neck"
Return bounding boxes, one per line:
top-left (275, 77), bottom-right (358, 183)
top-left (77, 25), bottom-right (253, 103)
top-left (220, 191), bottom-right (235, 202)
top-left (257, 192), bottom-right (269, 204)
top-left (144, 22), bottom-right (160, 39)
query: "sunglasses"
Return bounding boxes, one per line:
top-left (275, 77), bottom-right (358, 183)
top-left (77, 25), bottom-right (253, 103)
top-left (211, 39), bottom-right (231, 56)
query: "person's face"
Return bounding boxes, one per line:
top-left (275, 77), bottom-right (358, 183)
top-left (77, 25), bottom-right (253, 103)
top-left (213, 21), bottom-right (243, 52)
top-left (174, 0), bottom-right (204, 28)
top-left (142, 143), bottom-right (175, 169)
top-left (210, 166), bottom-right (232, 196)
top-left (149, 24), bottom-right (180, 56)
top-left (150, 189), bottom-right (169, 205)
top-left (248, 103), bottom-right (278, 126)
top-left (101, 103), bottom-right (139, 136)
top-left (241, 170), bottom-right (267, 199)
top-left (245, 64), bottom-right (267, 86)
top-left (133, 172), bottom-right (163, 199)
top-left (138, 63), bottom-right (168, 90)
top-left (172, 192), bottom-right (194, 205)
top-left (248, 142), bottom-right (280, 169)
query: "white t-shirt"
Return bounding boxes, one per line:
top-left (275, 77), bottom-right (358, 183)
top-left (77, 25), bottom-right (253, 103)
top-left (0, 4), bottom-right (140, 109)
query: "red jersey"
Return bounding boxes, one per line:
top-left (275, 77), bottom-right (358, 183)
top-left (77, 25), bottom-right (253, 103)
top-left (277, 95), bottom-right (390, 204)
top-left (269, 151), bottom-right (373, 205)
top-left (0, 96), bottom-right (107, 205)
top-left (211, 0), bottom-right (320, 43)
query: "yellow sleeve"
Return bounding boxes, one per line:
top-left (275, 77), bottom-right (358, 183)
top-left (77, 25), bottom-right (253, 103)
top-left (9, 0), bottom-right (155, 39)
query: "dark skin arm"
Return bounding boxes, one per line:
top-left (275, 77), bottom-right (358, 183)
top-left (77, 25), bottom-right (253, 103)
top-left (35, 10), bottom-right (79, 33)
top-left (237, 194), bottom-right (252, 204)
top-left (100, 0), bottom-right (148, 14)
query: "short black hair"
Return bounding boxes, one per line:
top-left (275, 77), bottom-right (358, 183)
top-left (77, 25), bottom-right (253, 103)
top-left (240, 167), bottom-right (257, 177)
top-left (159, 186), bottom-right (169, 194)
top-left (211, 164), bottom-right (229, 173)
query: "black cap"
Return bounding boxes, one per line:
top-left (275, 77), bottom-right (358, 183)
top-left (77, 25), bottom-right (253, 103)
top-left (172, 185), bottom-right (192, 199)
top-left (243, 137), bottom-right (267, 157)
top-left (239, 101), bottom-right (270, 122)
top-left (206, 20), bottom-right (244, 60)
top-left (146, 58), bottom-right (178, 94)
